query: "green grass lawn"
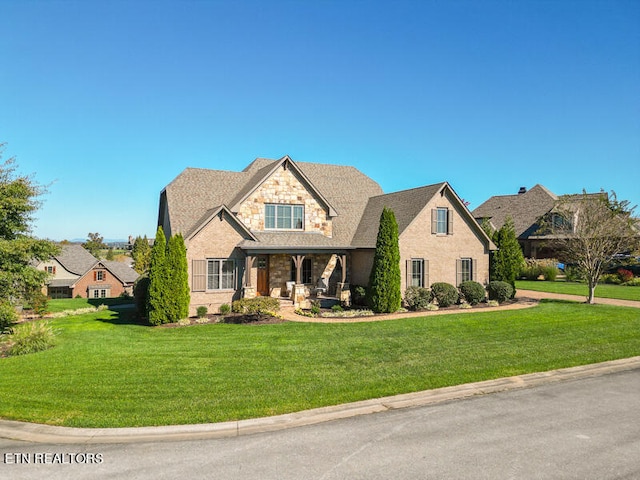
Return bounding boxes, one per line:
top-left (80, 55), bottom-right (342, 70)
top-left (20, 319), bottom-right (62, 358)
top-left (516, 280), bottom-right (640, 301)
top-left (1, 300), bottom-right (639, 428)
top-left (46, 297), bottom-right (135, 313)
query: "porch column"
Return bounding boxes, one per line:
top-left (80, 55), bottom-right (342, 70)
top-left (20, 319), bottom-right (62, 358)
top-left (292, 254), bottom-right (305, 284)
top-left (243, 255), bottom-right (256, 299)
top-left (336, 254), bottom-right (350, 306)
top-left (337, 254), bottom-right (347, 284)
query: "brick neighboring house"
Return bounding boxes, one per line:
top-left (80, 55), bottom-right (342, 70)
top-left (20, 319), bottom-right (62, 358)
top-left (158, 155), bottom-right (496, 314)
top-left (37, 244), bottom-right (139, 299)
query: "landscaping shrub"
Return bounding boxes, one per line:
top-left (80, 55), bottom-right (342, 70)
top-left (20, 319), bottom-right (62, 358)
top-left (0, 302), bottom-right (18, 333)
top-left (542, 265), bottom-right (558, 281)
top-left (487, 281), bottom-right (513, 303)
top-left (310, 300), bottom-right (321, 316)
top-left (624, 278), bottom-right (640, 286)
top-left (601, 273), bottom-right (622, 285)
top-left (133, 274), bottom-right (150, 318)
top-left (219, 304), bottom-right (231, 315)
top-left (564, 265), bottom-right (584, 282)
top-left (331, 304), bottom-right (344, 312)
top-left (196, 306), bottom-right (208, 318)
top-left (6, 321), bottom-right (56, 356)
top-left (30, 291), bottom-right (49, 317)
top-left (232, 297), bottom-right (280, 314)
top-left (404, 286), bottom-right (433, 310)
top-left (350, 285), bottom-right (368, 306)
top-left (367, 207), bottom-right (402, 313)
top-left (458, 281), bottom-right (486, 305)
top-left (430, 282), bottom-right (459, 307)
top-left (617, 268), bottom-right (634, 283)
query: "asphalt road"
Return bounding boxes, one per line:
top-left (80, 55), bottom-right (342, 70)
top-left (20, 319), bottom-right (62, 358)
top-left (2, 368), bottom-right (639, 480)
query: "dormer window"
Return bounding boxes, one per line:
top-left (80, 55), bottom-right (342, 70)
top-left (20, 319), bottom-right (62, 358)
top-left (265, 204), bottom-right (304, 230)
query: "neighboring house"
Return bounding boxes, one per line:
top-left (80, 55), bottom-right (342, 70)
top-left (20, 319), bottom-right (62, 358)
top-left (472, 184), bottom-right (626, 259)
top-left (158, 155), bottom-right (495, 314)
top-left (37, 244), bottom-right (139, 299)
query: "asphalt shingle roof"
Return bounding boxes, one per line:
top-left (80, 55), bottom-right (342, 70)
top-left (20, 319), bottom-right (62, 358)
top-left (55, 244), bottom-right (98, 275)
top-left (471, 184), bottom-right (558, 238)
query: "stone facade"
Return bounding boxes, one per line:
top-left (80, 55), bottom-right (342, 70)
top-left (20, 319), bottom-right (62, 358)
top-left (237, 164), bottom-right (332, 237)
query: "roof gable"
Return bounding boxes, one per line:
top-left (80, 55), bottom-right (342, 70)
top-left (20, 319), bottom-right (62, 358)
top-left (229, 156), bottom-right (338, 217)
top-left (472, 184), bottom-right (558, 238)
top-left (55, 244), bottom-right (98, 275)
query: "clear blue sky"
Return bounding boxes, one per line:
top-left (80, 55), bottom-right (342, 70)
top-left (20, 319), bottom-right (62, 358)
top-left (1, 0), bottom-right (638, 241)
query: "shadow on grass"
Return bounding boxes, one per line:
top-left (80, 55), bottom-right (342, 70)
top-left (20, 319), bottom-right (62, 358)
top-left (538, 298), bottom-right (587, 305)
top-left (96, 308), bottom-right (148, 326)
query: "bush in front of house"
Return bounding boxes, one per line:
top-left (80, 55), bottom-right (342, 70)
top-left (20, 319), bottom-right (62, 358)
top-left (458, 281), bottom-right (486, 305)
top-left (133, 274), bottom-right (150, 319)
top-left (196, 306), bottom-right (208, 318)
top-left (367, 207), bottom-right (402, 313)
top-left (5, 321), bottom-right (56, 356)
top-left (350, 285), bottom-right (368, 306)
top-left (487, 281), bottom-right (513, 303)
top-left (404, 286), bottom-right (433, 310)
top-left (219, 304), bottom-right (231, 315)
top-left (231, 297), bottom-right (280, 315)
top-left (0, 301), bottom-right (18, 333)
top-left (430, 282), bottom-right (459, 307)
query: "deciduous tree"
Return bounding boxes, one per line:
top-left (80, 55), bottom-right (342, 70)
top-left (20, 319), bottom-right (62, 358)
top-left (0, 144), bottom-right (59, 306)
top-left (83, 232), bottom-right (106, 258)
top-left (131, 235), bottom-right (152, 274)
top-left (541, 190), bottom-right (639, 303)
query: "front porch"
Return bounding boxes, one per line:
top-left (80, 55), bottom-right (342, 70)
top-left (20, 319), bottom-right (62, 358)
top-left (241, 252), bottom-right (351, 309)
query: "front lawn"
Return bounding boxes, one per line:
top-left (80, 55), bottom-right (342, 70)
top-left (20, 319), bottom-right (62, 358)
top-left (1, 301), bottom-right (639, 428)
top-left (516, 280), bottom-right (640, 302)
top-left (46, 297), bottom-right (135, 313)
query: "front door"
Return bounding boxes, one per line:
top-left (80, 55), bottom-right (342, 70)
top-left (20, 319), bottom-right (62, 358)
top-left (257, 256), bottom-right (269, 296)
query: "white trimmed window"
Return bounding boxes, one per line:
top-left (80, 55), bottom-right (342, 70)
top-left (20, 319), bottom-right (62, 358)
top-left (265, 204), bottom-right (304, 230)
top-left (207, 259), bottom-right (236, 290)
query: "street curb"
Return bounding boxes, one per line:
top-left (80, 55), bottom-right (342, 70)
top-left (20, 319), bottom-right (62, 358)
top-left (1, 356), bottom-right (639, 444)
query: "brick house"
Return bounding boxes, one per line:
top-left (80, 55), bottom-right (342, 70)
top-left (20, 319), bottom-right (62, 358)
top-left (38, 244), bottom-right (139, 299)
top-left (158, 155), bottom-right (495, 314)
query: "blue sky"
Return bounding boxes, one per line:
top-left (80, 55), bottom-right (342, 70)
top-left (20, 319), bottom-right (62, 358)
top-left (1, 0), bottom-right (638, 241)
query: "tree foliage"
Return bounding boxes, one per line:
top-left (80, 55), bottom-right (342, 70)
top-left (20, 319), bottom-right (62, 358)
top-left (367, 207), bottom-right (401, 313)
top-left (147, 227), bottom-right (168, 325)
top-left (131, 235), bottom-right (152, 274)
top-left (83, 232), bottom-right (106, 259)
top-left (0, 144), bottom-right (59, 306)
top-left (540, 190), bottom-right (639, 304)
top-left (165, 233), bottom-right (190, 321)
top-left (146, 228), bottom-right (190, 324)
top-left (491, 217), bottom-right (524, 298)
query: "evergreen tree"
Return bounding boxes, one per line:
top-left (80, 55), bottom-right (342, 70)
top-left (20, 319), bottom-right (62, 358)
top-left (147, 227), bottom-right (168, 325)
top-left (131, 235), bottom-right (152, 274)
top-left (492, 217), bottom-right (524, 298)
top-left (166, 233), bottom-right (190, 320)
top-left (367, 207), bottom-right (402, 313)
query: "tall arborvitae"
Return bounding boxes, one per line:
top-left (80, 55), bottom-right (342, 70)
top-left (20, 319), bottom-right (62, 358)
top-left (492, 217), bottom-right (524, 298)
top-left (367, 207), bottom-right (402, 313)
top-left (166, 233), bottom-right (190, 320)
top-left (147, 226), bottom-right (168, 325)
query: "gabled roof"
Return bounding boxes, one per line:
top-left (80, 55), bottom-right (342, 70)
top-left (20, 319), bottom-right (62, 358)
top-left (229, 156), bottom-right (338, 217)
top-left (55, 244), bottom-right (99, 275)
top-left (352, 183), bottom-right (445, 248)
top-left (472, 184), bottom-right (558, 238)
top-left (100, 261), bottom-right (140, 284)
top-left (185, 205), bottom-right (257, 241)
top-left (351, 182), bottom-right (495, 249)
top-left (161, 156), bottom-right (384, 247)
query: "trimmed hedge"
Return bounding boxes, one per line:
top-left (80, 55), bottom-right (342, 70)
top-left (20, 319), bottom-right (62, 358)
top-left (430, 282), bottom-right (459, 307)
top-left (487, 281), bottom-right (513, 303)
top-left (404, 286), bottom-right (433, 311)
top-left (231, 297), bottom-right (280, 314)
top-left (458, 281), bottom-right (486, 305)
